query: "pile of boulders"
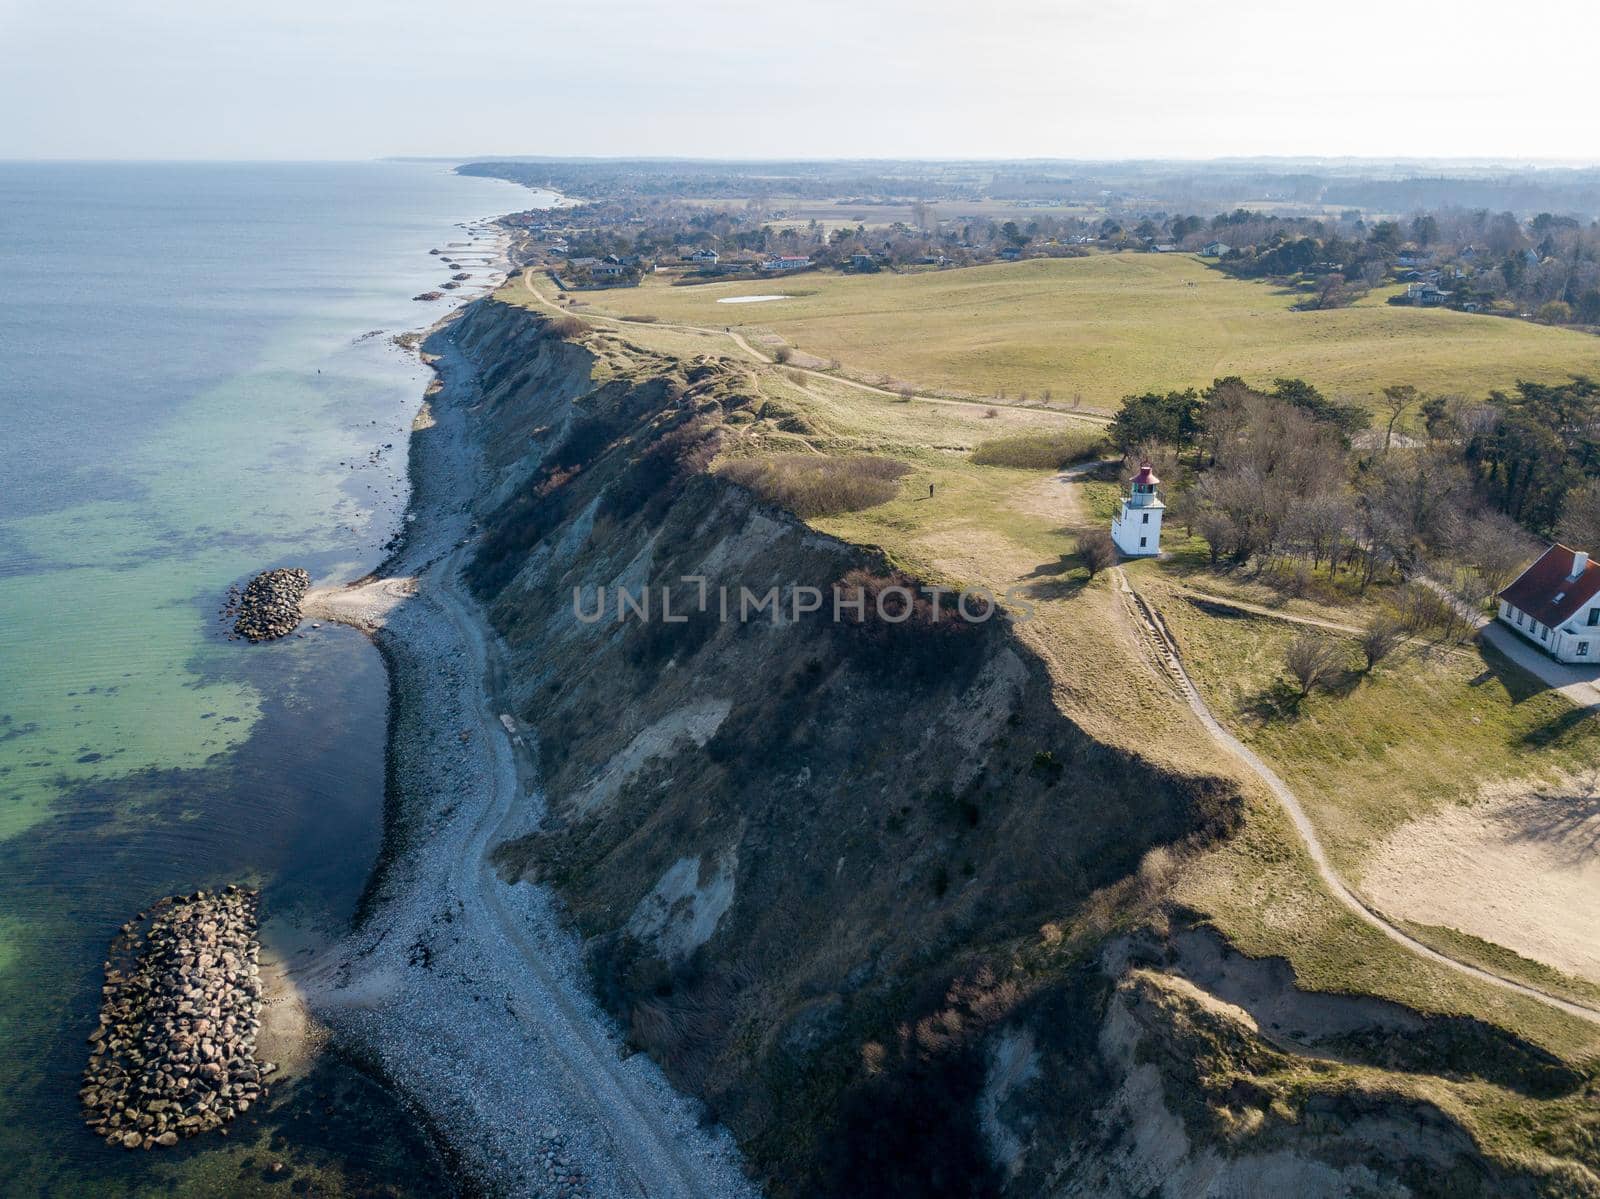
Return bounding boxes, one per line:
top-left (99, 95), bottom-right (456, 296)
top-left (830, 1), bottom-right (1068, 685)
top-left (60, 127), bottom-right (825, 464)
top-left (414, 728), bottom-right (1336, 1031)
top-left (413, 290), bottom-right (443, 302)
top-left (81, 886), bottom-right (273, 1150)
top-left (231, 568), bottom-right (309, 641)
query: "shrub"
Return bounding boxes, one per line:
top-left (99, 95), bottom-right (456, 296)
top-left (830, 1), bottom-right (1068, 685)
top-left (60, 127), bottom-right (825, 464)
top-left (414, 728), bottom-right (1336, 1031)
top-left (546, 314), bottom-right (589, 337)
top-left (773, 345), bottom-right (794, 364)
top-left (1079, 530), bottom-right (1117, 578)
top-left (970, 427), bottom-right (1105, 469)
top-left (719, 454), bottom-right (910, 518)
top-left (619, 313), bottom-right (660, 323)
top-left (1284, 631), bottom-right (1345, 697)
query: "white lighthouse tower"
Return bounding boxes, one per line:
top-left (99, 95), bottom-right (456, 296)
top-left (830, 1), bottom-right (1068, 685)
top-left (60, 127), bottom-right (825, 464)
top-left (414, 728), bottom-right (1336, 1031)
top-left (1111, 460), bottom-right (1164, 556)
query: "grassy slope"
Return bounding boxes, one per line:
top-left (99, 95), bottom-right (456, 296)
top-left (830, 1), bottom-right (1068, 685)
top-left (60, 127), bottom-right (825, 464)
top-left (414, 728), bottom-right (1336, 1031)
top-left (553, 253), bottom-right (1600, 412)
top-left (490, 281), bottom-right (1600, 1064)
top-left (1152, 589), bottom-right (1600, 873)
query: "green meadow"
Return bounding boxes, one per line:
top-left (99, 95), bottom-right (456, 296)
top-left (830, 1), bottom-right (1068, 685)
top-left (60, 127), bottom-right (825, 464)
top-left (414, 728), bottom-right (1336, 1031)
top-left (563, 253), bottom-right (1600, 412)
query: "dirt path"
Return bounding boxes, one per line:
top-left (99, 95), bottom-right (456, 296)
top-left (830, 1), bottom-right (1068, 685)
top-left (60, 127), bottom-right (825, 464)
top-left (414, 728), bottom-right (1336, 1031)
top-left (1113, 566), bottom-right (1600, 1025)
top-left (522, 267), bottom-right (1111, 426)
top-left (1176, 590), bottom-right (1368, 636)
top-left (298, 333), bottom-right (758, 1198)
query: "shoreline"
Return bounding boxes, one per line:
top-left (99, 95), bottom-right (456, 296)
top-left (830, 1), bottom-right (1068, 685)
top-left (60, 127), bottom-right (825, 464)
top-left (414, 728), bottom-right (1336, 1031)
top-left (291, 215), bottom-right (758, 1195)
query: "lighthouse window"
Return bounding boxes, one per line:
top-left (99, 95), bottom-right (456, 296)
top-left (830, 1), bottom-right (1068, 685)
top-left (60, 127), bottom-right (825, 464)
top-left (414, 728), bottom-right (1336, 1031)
top-left (1588, 608), bottom-right (1599, 626)
top-left (1580, 642), bottom-right (1591, 657)
top-left (1139, 536), bottom-right (1147, 547)
top-left (1141, 513), bottom-right (1149, 524)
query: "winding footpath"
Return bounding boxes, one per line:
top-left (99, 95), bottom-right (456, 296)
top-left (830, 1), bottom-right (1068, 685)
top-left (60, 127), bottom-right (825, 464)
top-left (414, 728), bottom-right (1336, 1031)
top-left (1112, 565), bottom-right (1600, 1026)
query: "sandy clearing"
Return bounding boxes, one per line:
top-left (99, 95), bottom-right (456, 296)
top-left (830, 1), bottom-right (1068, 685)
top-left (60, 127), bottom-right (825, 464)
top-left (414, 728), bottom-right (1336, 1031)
top-left (1363, 771), bottom-right (1600, 983)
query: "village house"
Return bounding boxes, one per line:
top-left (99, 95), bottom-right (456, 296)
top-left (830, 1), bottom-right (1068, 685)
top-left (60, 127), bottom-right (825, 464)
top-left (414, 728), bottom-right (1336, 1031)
top-left (1201, 241), bottom-right (1231, 257)
top-left (1498, 544), bottom-right (1600, 663)
top-left (685, 248), bottom-right (719, 266)
top-left (1406, 281), bottom-right (1452, 306)
top-left (760, 254), bottom-right (812, 272)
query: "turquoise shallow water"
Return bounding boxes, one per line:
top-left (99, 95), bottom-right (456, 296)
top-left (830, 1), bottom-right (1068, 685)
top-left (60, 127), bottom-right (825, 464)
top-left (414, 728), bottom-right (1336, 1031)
top-left (0, 161), bottom-right (526, 1194)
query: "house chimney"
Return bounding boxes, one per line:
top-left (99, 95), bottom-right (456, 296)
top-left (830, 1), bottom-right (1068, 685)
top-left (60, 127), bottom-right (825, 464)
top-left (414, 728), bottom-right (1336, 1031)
top-left (1574, 550), bottom-right (1590, 577)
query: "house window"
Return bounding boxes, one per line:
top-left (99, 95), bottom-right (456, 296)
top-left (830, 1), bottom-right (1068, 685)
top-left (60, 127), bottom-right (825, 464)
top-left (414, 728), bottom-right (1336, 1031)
top-left (1580, 642), bottom-right (1591, 657)
top-left (1516, 611), bottom-right (1525, 626)
top-left (1588, 609), bottom-right (1599, 626)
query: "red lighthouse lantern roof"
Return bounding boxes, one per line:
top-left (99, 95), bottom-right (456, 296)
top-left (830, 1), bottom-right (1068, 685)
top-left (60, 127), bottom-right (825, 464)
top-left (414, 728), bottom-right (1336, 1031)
top-left (1132, 461), bottom-right (1159, 486)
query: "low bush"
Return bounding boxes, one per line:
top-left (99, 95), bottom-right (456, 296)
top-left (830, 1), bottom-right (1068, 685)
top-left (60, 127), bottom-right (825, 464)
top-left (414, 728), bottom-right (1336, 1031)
top-left (719, 454), bottom-right (910, 518)
top-left (970, 427), bottom-right (1104, 469)
top-left (546, 314), bottom-right (590, 337)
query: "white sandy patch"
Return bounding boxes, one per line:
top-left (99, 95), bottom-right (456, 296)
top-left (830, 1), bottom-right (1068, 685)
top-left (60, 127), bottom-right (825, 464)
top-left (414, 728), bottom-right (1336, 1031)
top-left (979, 1026), bottom-right (1039, 1178)
top-left (715, 294), bottom-right (791, 304)
top-left (1362, 770), bottom-right (1600, 982)
top-left (569, 698), bottom-right (732, 816)
top-left (302, 576), bottom-right (416, 633)
top-left (627, 851), bottom-right (738, 963)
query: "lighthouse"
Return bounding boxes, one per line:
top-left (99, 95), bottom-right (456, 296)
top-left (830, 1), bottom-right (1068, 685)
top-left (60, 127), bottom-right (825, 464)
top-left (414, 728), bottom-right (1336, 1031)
top-left (1111, 461), bottom-right (1164, 557)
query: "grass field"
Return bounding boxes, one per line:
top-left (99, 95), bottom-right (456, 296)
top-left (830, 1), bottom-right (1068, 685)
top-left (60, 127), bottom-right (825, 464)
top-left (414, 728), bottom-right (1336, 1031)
top-left (493, 284), bottom-right (1600, 1066)
top-left (554, 254), bottom-right (1600, 412)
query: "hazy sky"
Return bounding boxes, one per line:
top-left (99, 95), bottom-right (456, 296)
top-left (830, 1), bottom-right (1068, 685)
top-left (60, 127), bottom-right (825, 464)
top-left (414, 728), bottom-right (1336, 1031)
top-left (3, 0), bottom-right (1598, 161)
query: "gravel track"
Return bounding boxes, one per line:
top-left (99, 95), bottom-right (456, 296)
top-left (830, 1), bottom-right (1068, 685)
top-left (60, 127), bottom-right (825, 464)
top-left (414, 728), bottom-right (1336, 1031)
top-left (296, 316), bottom-right (760, 1198)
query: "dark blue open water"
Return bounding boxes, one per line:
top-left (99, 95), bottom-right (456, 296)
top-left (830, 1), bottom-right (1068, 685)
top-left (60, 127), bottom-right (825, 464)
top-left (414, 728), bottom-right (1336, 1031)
top-left (0, 161), bottom-right (529, 1195)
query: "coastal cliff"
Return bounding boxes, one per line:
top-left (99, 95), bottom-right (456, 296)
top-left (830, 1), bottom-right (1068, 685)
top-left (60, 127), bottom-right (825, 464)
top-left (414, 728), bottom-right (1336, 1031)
top-left (422, 297), bottom-right (1580, 1198)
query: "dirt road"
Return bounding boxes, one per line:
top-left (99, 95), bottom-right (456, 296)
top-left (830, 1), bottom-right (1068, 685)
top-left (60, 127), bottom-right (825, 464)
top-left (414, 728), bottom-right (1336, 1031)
top-left (1113, 566), bottom-right (1600, 1026)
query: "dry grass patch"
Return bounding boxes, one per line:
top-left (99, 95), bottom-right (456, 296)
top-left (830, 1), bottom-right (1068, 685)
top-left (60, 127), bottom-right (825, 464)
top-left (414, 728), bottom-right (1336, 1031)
top-left (970, 427), bottom-right (1105, 469)
top-left (718, 454), bottom-right (911, 518)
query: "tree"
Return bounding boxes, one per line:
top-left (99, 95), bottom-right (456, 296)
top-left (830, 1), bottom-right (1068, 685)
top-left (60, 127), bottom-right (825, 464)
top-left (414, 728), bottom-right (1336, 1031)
top-left (1537, 300), bottom-right (1573, 325)
top-left (1080, 531), bottom-right (1117, 579)
top-left (1107, 389), bottom-right (1204, 451)
top-left (1466, 512), bottom-right (1535, 596)
top-left (1381, 384), bottom-right (1420, 453)
top-left (1557, 478), bottom-right (1600, 550)
top-left (1359, 612), bottom-right (1405, 672)
top-left (1284, 632), bottom-right (1344, 697)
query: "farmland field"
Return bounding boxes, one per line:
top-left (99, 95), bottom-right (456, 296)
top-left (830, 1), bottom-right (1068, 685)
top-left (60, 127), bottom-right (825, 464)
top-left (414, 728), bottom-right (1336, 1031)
top-left (557, 253), bottom-right (1600, 412)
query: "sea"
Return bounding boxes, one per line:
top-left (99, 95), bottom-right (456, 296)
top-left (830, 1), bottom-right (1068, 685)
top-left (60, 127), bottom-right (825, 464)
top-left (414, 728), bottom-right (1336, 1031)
top-left (0, 160), bottom-right (534, 1195)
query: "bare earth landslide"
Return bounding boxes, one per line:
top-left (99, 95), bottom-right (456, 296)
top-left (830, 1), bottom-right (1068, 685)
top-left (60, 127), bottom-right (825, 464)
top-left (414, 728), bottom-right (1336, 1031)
top-left (295, 323), bottom-right (758, 1198)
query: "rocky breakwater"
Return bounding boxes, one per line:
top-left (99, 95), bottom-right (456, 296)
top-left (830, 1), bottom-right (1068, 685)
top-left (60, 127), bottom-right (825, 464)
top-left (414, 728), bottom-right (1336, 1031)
top-left (81, 887), bottom-right (274, 1150)
top-left (231, 567), bottom-right (310, 641)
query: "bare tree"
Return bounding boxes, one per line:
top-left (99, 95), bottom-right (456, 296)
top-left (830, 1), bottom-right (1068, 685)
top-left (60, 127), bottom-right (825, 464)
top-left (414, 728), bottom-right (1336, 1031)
top-left (1466, 512), bottom-right (1536, 597)
top-left (1359, 612), bottom-right (1405, 672)
top-left (1557, 477), bottom-right (1600, 552)
top-left (1284, 632), bottom-right (1344, 697)
top-left (1080, 530), bottom-right (1118, 579)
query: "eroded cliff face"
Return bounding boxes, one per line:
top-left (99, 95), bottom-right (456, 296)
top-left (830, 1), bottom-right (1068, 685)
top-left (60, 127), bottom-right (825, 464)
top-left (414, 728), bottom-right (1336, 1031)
top-left (437, 299), bottom-right (1585, 1199)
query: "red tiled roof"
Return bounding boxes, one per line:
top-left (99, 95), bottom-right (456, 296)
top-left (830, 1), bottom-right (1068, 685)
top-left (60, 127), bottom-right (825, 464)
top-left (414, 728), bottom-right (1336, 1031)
top-left (1498, 543), bottom-right (1600, 628)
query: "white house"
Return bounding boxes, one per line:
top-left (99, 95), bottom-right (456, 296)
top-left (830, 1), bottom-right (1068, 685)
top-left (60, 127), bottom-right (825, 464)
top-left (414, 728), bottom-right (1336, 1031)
top-left (1201, 241), bottom-right (1231, 257)
top-left (1498, 544), bottom-right (1600, 663)
top-left (1111, 461), bottom-right (1164, 557)
top-left (760, 254), bottom-right (812, 272)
